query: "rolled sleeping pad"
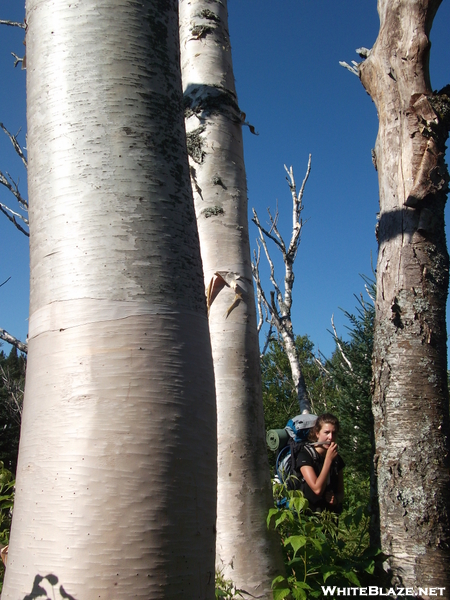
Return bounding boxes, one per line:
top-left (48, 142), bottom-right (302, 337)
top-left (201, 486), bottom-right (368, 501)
top-left (266, 428), bottom-right (290, 452)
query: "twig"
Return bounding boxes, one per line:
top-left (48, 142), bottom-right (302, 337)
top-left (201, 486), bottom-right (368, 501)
top-left (1, 123), bottom-right (27, 168)
top-left (339, 60), bottom-right (360, 76)
top-left (0, 202), bottom-right (29, 236)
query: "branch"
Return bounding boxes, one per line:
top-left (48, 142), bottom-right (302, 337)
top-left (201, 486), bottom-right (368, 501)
top-left (253, 245), bottom-right (265, 334)
top-left (331, 314), bottom-right (353, 372)
top-left (0, 329), bottom-right (28, 354)
top-left (259, 323), bottom-right (273, 357)
top-left (0, 20), bottom-right (26, 29)
top-left (339, 48), bottom-right (370, 77)
top-left (252, 244), bottom-right (281, 358)
top-left (11, 52), bottom-right (25, 69)
top-left (339, 60), bottom-right (360, 76)
top-left (0, 123), bottom-right (27, 168)
top-left (252, 211), bottom-right (284, 313)
top-left (252, 244), bottom-right (281, 329)
top-left (0, 202), bottom-right (29, 236)
top-left (252, 208), bottom-right (284, 253)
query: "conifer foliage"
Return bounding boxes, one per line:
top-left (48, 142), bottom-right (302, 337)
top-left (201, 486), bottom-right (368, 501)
top-left (0, 347), bottom-right (25, 474)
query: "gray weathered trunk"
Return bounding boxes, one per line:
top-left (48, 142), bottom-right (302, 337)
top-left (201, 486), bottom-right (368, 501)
top-left (359, 0), bottom-right (450, 589)
top-left (2, 2), bottom-right (217, 598)
top-left (179, 1), bottom-right (284, 596)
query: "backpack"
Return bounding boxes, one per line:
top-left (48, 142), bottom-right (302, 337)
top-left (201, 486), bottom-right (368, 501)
top-left (275, 414), bottom-right (320, 492)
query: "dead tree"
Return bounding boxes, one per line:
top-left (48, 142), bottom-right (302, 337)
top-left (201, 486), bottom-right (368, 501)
top-left (342, 0), bottom-right (450, 589)
top-left (252, 157), bottom-right (312, 414)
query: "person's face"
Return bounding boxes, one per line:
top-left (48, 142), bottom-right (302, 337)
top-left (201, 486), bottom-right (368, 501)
top-left (316, 422), bottom-right (337, 444)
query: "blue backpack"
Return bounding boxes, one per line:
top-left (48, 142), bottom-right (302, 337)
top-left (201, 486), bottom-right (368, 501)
top-left (275, 414), bottom-right (319, 490)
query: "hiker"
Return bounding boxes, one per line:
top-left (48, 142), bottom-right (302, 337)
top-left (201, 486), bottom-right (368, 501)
top-left (296, 413), bottom-right (345, 513)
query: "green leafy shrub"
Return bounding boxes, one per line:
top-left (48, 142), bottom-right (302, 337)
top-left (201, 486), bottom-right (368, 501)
top-left (215, 571), bottom-right (244, 599)
top-left (268, 485), bottom-right (385, 600)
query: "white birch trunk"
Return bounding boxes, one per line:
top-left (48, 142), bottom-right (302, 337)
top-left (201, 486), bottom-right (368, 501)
top-left (359, 0), bottom-right (450, 588)
top-left (2, 2), bottom-right (217, 599)
top-left (179, 2), bottom-right (284, 596)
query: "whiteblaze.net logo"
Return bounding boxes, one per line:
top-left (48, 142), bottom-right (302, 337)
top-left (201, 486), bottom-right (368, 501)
top-left (321, 586), bottom-right (446, 597)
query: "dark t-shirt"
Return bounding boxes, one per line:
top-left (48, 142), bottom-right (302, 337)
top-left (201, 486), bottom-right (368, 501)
top-left (295, 447), bottom-right (345, 511)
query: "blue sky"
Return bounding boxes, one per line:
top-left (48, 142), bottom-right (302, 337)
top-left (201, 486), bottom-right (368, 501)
top-left (1, 1), bottom-right (449, 360)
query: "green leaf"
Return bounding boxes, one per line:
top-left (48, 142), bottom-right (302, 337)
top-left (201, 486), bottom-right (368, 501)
top-left (293, 581), bottom-right (312, 590)
top-left (322, 569), bottom-right (337, 583)
top-left (284, 535), bottom-right (307, 555)
top-left (344, 571), bottom-right (361, 586)
top-left (273, 589), bottom-right (291, 600)
top-left (292, 587), bottom-right (307, 600)
top-left (271, 576), bottom-right (291, 600)
top-left (309, 538), bottom-right (323, 551)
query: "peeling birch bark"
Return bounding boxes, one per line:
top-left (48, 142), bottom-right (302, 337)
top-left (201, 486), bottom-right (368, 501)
top-left (2, 2), bottom-right (217, 599)
top-left (358, 0), bottom-right (450, 589)
top-left (180, 1), bottom-right (284, 596)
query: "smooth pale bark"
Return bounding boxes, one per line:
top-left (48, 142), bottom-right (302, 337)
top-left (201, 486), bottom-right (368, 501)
top-left (3, 2), bottom-right (217, 599)
top-left (359, 0), bottom-right (450, 589)
top-left (179, 1), bottom-right (284, 596)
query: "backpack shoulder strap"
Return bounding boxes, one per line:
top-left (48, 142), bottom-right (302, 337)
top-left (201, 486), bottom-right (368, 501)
top-left (302, 444), bottom-right (322, 475)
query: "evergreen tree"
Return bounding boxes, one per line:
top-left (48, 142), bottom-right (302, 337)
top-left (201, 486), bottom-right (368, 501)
top-left (0, 346), bottom-right (25, 474)
top-left (261, 334), bottom-right (337, 431)
top-left (324, 283), bottom-right (374, 481)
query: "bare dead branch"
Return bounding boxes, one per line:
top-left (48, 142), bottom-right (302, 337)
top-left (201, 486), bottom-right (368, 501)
top-left (365, 284), bottom-right (375, 303)
top-left (0, 123), bottom-right (27, 168)
top-left (0, 20), bottom-right (26, 29)
top-left (331, 314), bottom-right (353, 372)
top-left (252, 159), bottom-right (312, 413)
top-left (11, 52), bottom-right (25, 68)
top-left (339, 60), bottom-right (359, 76)
top-left (252, 208), bottom-right (284, 253)
top-left (252, 213), bottom-right (284, 311)
top-left (0, 170), bottom-right (28, 208)
top-left (253, 245), bottom-right (265, 334)
top-left (314, 356), bottom-right (332, 378)
top-left (0, 328), bottom-right (28, 354)
top-left (0, 201), bottom-right (29, 236)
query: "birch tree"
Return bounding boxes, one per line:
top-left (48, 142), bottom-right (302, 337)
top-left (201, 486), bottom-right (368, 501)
top-left (252, 161), bottom-right (312, 414)
top-left (343, 0), bottom-right (450, 588)
top-left (2, 2), bottom-right (217, 598)
top-left (179, 1), bottom-right (284, 595)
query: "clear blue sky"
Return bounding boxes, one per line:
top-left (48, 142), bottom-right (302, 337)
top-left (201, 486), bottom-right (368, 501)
top-left (1, 1), bottom-right (449, 360)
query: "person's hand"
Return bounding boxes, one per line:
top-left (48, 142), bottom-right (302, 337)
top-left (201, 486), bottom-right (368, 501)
top-left (324, 490), bottom-right (336, 505)
top-left (324, 441), bottom-right (338, 463)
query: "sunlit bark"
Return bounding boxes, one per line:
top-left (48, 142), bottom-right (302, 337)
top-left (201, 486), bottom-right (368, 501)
top-left (357, 0), bottom-right (450, 589)
top-left (2, 2), bottom-right (217, 598)
top-left (179, 1), bottom-right (284, 596)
